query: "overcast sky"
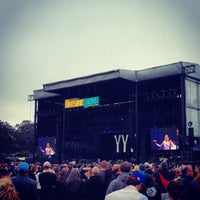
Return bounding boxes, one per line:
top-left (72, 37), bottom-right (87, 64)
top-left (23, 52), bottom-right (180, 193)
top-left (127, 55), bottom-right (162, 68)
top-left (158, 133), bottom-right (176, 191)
top-left (0, 0), bottom-right (200, 126)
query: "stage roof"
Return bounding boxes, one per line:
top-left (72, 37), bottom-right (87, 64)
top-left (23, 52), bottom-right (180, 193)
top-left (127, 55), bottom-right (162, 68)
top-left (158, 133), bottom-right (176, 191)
top-left (33, 61), bottom-right (200, 100)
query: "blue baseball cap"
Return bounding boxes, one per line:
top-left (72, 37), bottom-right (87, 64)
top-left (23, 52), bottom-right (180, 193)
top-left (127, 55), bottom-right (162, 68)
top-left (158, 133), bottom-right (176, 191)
top-left (18, 162), bottom-right (29, 172)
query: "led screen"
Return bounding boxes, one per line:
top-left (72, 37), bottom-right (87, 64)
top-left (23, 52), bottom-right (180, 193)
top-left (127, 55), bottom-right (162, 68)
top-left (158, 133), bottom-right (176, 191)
top-left (151, 127), bottom-right (179, 150)
top-left (38, 137), bottom-right (56, 156)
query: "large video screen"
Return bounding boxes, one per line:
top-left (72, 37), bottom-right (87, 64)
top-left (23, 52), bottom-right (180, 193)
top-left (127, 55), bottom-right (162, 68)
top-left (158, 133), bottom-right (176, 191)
top-left (150, 127), bottom-right (179, 150)
top-left (38, 137), bottom-right (56, 156)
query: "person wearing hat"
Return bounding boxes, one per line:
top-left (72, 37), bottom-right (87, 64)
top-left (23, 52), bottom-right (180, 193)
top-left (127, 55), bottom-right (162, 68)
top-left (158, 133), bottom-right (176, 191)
top-left (11, 162), bottom-right (39, 200)
top-left (105, 175), bottom-right (148, 200)
top-left (39, 161), bottom-right (56, 200)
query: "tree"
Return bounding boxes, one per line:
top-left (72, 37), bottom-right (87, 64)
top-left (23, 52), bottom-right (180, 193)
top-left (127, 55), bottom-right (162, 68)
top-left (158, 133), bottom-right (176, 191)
top-left (15, 120), bottom-right (34, 156)
top-left (0, 120), bottom-right (16, 156)
top-left (0, 120), bottom-right (34, 157)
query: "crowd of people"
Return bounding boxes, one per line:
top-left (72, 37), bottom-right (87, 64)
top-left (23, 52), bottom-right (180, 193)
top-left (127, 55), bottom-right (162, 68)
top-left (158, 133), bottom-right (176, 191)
top-left (0, 158), bottom-right (200, 200)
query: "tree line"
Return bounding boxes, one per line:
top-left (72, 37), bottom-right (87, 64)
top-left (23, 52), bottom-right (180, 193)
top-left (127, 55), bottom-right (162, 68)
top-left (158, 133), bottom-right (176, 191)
top-left (0, 120), bottom-right (34, 158)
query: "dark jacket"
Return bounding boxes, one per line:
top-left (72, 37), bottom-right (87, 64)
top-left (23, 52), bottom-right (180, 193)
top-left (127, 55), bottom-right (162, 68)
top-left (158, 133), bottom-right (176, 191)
top-left (82, 175), bottom-right (106, 200)
top-left (63, 179), bottom-right (83, 200)
top-left (179, 175), bottom-right (200, 200)
top-left (11, 174), bottom-right (39, 200)
top-left (153, 168), bottom-right (173, 193)
top-left (39, 171), bottom-right (57, 200)
top-left (140, 173), bottom-right (161, 200)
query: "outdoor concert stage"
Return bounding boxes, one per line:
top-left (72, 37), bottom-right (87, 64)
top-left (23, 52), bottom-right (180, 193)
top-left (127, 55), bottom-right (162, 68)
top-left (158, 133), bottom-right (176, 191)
top-left (32, 62), bottom-right (200, 163)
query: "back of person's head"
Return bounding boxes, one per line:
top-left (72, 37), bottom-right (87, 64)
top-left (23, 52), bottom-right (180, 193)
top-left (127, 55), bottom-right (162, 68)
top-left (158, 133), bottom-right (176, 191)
top-left (100, 160), bottom-right (108, 170)
top-left (126, 176), bottom-right (141, 186)
top-left (43, 161), bottom-right (52, 169)
top-left (144, 162), bottom-right (150, 168)
top-left (58, 168), bottom-right (69, 183)
top-left (112, 164), bottom-right (120, 174)
top-left (120, 161), bottom-right (132, 173)
top-left (92, 166), bottom-right (100, 176)
top-left (139, 164), bottom-right (145, 171)
top-left (0, 167), bottom-right (10, 177)
top-left (66, 168), bottom-right (81, 183)
top-left (160, 161), bottom-right (168, 170)
top-left (0, 178), bottom-right (19, 200)
top-left (167, 179), bottom-right (184, 200)
top-left (133, 165), bottom-right (140, 172)
top-left (180, 164), bottom-right (194, 178)
top-left (18, 162), bottom-right (29, 174)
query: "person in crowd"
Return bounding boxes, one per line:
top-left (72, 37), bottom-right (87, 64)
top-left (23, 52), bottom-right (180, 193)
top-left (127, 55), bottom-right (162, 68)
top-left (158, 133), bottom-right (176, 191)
top-left (179, 164), bottom-right (200, 199)
top-left (39, 161), bottom-right (57, 200)
top-left (80, 165), bottom-right (92, 180)
top-left (28, 164), bottom-right (37, 181)
top-left (153, 161), bottom-right (173, 200)
top-left (105, 175), bottom-right (148, 200)
top-left (140, 170), bottom-right (161, 200)
top-left (167, 179), bottom-right (184, 200)
top-left (99, 160), bottom-right (112, 187)
top-left (131, 164), bottom-right (146, 184)
top-left (33, 162), bottom-right (42, 197)
top-left (105, 161), bottom-right (132, 195)
top-left (82, 165), bottom-right (93, 180)
top-left (107, 164), bottom-right (121, 185)
top-left (56, 166), bottom-right (70, 200)
top-left (194, 165), bottom-right (200, 190)
top-left (0, 178), bottom-right (19, 200)
top-left (144, 162), bottom-right (154, 175)
top-left (99, 160), bottom-right (108, 181)
top-left (132, 162), bottom-right (161, 200)
top-left (135, 164), bottom-right (147, 184)
top-left (9, 162), bottom-right (17, 177)
top-left (63, 167), bottom-right (83, 200)
top-left (11, 162), bottom-right (39, 200)
top-left (82, 166), bottom-right (106, 200)
top-left (0, 163), bottom-right (11, 179)
top-left (153, 134), bottom-right (175, 150)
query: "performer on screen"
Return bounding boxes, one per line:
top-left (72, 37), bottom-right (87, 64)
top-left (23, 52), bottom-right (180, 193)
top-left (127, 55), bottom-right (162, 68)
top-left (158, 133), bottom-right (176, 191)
top-left (39, 142), bottom-right (55, 156)
top-left (153, 134), bottom-right (176, 150)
